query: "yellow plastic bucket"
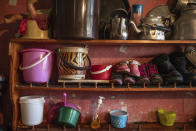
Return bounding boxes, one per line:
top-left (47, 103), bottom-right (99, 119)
top-left (158, 109), bottom-right (176, 126)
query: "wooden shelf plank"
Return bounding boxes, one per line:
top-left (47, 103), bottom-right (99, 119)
top-left (10, 38), bottom-right (196, 45)
top-left (16, 123), bottom-right (196, 131)
top-left (15, 83), bottom-right (196, 92)
top-left (58, 79), bottom-right (109, 83)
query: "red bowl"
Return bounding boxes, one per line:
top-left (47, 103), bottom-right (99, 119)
top-left (90, 65), bottom-right (112, 80)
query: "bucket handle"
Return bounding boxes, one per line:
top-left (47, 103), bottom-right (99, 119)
top-left (91, 65), bottom-right (112, 74)
top-left (60, 55), bottom-right (91, 70)
top-left (19, 52), bottom-right (52, 70)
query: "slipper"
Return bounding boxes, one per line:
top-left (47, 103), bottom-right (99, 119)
top-left (124, 74), bottom-right (136, 85)
top-left (112, 60), bottom-right (130, 73)
top-left (110, 72), bottom-right (123, 85)
top-left (128, 60), bottom-right (141, 77)
top-left (147, 63), bottom-right (163, 84)
top-left (137, 64), bottom-right (150, 85)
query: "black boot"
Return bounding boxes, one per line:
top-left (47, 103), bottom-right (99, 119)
top-left (151, 54), bottom-right (183, 83)
top-left (170, 52), bottom-right (196, 84)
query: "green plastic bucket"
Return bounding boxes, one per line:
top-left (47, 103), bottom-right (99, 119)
top-left (58, 107), bottom-right (80, 128)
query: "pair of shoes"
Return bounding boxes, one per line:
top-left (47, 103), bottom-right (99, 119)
top-left (137, 63), bottom-right (163, 85)
top-left (151, 54), bottom-right (183, 83)
top-left (110, 59), bottom-right (140, 85)
top-left (170, 52), bottom-right (196, 84)
top-left (151, 52), bottom-right (196, 84)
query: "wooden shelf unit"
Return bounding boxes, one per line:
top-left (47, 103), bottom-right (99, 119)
top-left (9, 38), bottom-right (196, 131)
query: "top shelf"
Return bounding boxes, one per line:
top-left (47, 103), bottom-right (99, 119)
top-left (10, 38), bottom-right (196, 45)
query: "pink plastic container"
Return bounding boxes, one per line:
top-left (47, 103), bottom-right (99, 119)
top-left (20, 48), bottom-right (53, 83)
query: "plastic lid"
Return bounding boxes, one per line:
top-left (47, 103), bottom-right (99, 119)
top-left (19, 96), bottom-right (45, 104)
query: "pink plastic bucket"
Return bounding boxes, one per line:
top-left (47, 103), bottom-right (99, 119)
top-left (20, 48), bottom-right (53, 83)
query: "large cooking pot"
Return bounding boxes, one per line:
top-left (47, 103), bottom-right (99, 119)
top-left (173, 6), bottom-right (196, 39)
top-left (55, 0), bottom-right (100, 39)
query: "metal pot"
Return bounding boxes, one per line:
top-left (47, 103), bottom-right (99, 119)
top-left (55, 0), bottom-right (100, 39)
top-left (130, 15), bottom-right (171, 40)
top-left (173, 6), bottom-right (196, 39)
top-left (107, 8), bottom-right (130, 40)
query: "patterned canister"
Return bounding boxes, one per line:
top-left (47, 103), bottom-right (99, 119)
top-left (57, 47), bottom-right (91, 80)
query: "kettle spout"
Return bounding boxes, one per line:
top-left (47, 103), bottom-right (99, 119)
top-left (130, 20), bottom-right (142, 33)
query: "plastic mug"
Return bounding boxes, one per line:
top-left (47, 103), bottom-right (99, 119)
top-left (132, 4), bottom-right (144, 26)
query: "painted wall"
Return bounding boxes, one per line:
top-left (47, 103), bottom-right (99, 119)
top-left (0, 0), bottom-right (196, 127)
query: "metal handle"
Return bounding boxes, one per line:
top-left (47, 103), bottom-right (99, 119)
top-left (153, 25), bottom-right (171, 32)
top-left (143, 24), bottom-right (171, 32)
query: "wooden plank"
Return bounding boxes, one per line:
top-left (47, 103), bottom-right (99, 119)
top-left (16, 123), bottom-right (196, 131)
top-left (58, 79), bottom-right (109, 83)
top-left (9, 42), bottom-right (23, 130)
top-left (15, 83), bottom-right (196, 92)
top-left (10, 38), bottom-right (196, 45)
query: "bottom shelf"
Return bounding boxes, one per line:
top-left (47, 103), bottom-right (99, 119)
top-left (17, 122), bottom-right (196, 131)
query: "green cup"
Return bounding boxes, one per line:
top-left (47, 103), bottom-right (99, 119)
top-left (58, 107), bottom-right (80, 128)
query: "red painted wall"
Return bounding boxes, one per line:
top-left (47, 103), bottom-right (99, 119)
top-left (0, 0), bottom-right (196, 126)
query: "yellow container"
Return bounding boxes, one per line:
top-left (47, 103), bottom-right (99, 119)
top-left (158, 109), bottom-right (176, 126)
top-left (22, 9), bottom-right (51, 39)
top-left (22, 20), bottom-right (49, 39)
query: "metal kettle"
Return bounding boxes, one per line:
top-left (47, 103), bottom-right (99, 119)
top-left (171, 0), bottom-right (196, 12)
top-left (130, 15), bottom-right (171, 40)
top-left (108, 8), bottom-right (130, 40)
top-left (173, 6), bottom-right (196, 39)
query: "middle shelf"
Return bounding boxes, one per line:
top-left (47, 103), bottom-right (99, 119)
top-left (15, 80), bottom-right (196, 92)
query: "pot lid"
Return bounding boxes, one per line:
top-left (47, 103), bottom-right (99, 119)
top-left (142, 15), bottom-right (163, 25)
top-left (146, 5), bottom-right (171, 18)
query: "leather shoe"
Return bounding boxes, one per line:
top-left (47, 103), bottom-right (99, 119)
top-left (170, 52), bottom-right (196, 84)
top-left (151, 54), bottom-right (183, 83)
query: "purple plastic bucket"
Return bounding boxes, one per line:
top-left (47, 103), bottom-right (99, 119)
top-left (20, 48), bottom-right (53, 83)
